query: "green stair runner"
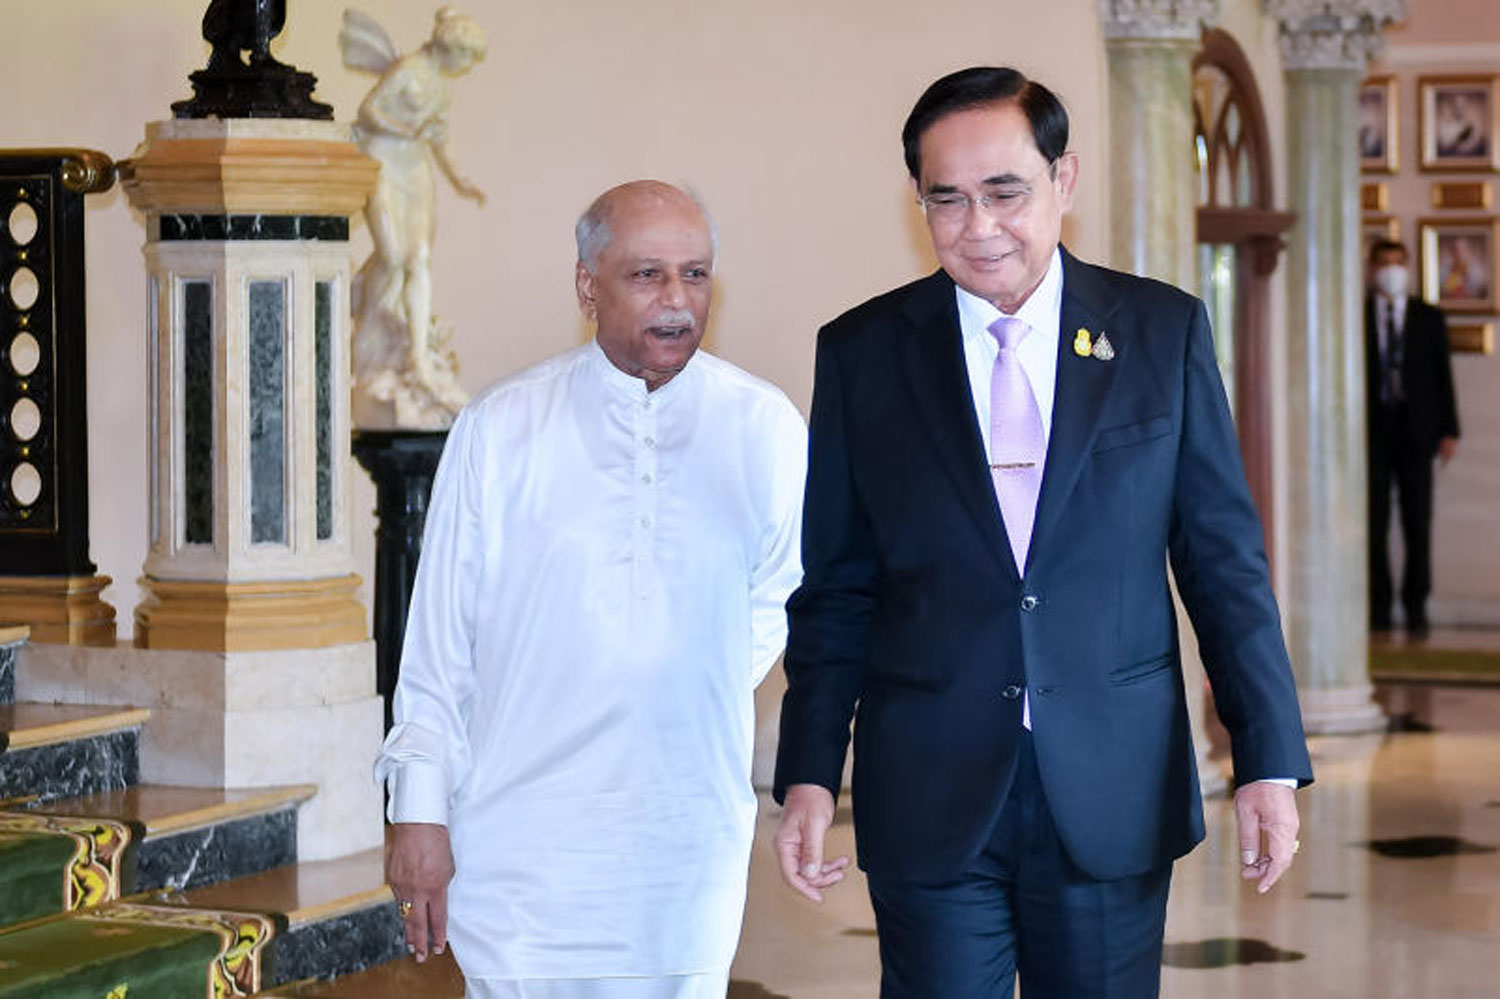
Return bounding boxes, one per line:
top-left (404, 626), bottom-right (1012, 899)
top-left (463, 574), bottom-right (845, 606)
top-left (0, 902), bottom-right (277, 999)
top-left (0, 814), bottom-right (139, 929)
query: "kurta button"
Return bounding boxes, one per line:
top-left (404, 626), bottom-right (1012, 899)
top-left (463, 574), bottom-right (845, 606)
top-left (1002, 684), bottom-right (1022, 700)
top-left (1020, 594), bottom-right (1038, 611)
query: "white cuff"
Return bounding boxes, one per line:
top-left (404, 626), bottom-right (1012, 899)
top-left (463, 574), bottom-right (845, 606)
top-left (386, 759), bottom-right (451, 825)
top-left (1250, 777), bottom-right (1298, 789)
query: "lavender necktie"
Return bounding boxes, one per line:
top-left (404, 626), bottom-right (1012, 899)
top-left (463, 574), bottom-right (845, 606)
top-left (988, 316), bottom-right (1045, 575)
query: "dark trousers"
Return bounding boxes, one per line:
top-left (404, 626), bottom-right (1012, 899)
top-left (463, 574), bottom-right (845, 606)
top-left (1369, 406), bottom-right (1435, 629)
top-left (866, 732), bottom-right (1171, 998)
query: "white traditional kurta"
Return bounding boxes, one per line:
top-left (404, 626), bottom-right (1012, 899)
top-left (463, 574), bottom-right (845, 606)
top-left (374, 340), bottom-right (806, 980)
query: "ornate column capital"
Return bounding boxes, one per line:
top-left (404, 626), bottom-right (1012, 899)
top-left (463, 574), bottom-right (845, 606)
top-left (1265, 0), bottom-right (1407, 71)
top-left (1099, 0), bottom-right (1219, 41)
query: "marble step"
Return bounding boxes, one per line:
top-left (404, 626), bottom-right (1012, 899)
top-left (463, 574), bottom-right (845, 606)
top-left (155, 841), bottom-right (405, 986)
top-left (0, 702), bottom-right (147, 804)
top-left (32, 783), bottom-right (317, 893)
top-left (257, 952), bottom-right (463, 998)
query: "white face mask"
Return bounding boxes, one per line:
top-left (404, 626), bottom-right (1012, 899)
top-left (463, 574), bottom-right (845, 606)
top-left (1375, 264), bottom-right (1410, 299)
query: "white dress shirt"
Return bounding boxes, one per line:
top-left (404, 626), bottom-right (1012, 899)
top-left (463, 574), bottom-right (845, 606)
top-left (956, 248), bottom-right (1065, 458)
top-left (374, 340), bottom-right (806, 979)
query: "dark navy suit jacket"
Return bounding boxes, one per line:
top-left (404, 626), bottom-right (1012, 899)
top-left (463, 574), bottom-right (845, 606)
top-left (774, 250), bottom-right (1313, 884)
top-left (1364, 294), bottom-right (1460, 456)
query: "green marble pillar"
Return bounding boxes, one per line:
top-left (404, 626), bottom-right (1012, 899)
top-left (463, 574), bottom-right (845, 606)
top-left (1274, 3), bottom-right (1402, 734)
top-left (1107, 38), bottom-right (1198, 284)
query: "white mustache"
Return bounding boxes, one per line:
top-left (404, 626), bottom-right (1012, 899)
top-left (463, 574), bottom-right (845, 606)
top-left (648, 309), bottom-right (697, 331)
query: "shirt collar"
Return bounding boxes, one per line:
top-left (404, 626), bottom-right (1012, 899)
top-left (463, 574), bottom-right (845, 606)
top-left (955, 247), bottom-right (1064, 345)
top-left (588, 337), bottom-right (698, 401)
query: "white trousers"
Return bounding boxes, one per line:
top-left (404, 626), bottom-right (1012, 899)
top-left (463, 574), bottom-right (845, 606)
top-left (465, 970), bottom-right (729, 999)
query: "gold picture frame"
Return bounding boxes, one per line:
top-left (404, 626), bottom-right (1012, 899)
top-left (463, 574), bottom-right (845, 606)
top-left (1419, 75), bottom-right (1500, 172)
top-left (1431, 181), bottom-right (1493, 210)
top-left (1361, 181), bottom-right (1389, 212)
top-left (1419, 216), bottom-right (1499, 313)
top-left (1360, 75), bottom-right (1399, 173)
top-left (1448, 321), bottom-right (1494, 354)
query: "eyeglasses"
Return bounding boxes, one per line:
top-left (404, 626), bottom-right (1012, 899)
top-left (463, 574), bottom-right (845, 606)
top-left (917, 163), bottom-right (1057, 224)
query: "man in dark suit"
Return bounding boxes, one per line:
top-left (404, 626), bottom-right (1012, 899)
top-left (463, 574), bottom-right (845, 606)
top-left (1365, 239), bottom-right (1460, 635)
top-left (772, 67), bottom-right (1313, 997)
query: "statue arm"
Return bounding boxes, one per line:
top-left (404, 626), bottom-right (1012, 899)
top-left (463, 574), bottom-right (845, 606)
top-left (429, 134), bottom-right (486, 205)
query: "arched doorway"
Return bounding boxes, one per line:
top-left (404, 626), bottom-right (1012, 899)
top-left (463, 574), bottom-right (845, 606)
top-left (1193, 28), bottom-right (1296, 558)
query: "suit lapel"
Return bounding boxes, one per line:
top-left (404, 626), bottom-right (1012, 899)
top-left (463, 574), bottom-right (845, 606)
top-left (1027, 250), bottom-right (1124, 572)
top-left (895, 272), bottom-right (1018, 579)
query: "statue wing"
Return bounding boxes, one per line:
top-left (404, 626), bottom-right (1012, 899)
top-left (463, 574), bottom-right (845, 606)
top-left (339, 9), bottom-right (398, 74)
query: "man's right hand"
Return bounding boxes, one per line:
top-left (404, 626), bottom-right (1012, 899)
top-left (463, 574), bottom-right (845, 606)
top-left (387, 821), bottom-right (455, 962)
top-left (774, 783), bottom-right (850, 902)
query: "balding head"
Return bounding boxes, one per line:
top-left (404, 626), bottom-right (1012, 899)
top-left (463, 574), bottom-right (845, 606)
top-left (575, 181), bottom-right (718, 274)
top-left (574, 181), bottom-right (718, 391)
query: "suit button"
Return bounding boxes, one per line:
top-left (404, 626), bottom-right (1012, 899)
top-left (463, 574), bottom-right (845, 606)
top-left (1020, 594), bottom-right (1039, 611)
top-left (1002, 684), bottom-right (1023, 700)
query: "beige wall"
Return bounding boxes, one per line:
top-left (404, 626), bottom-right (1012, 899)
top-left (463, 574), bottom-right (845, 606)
top-left (1368, 4), bottom-right (1500, 622)
top-left (4, 1), bottom-right (1110, 635)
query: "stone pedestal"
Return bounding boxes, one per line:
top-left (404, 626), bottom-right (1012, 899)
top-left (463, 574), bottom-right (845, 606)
top-left (352, 430), bottom-right (447, 732)
top-left (1102, 0), bottom-right (1227, 795)
top-left (0, 625), bottom-right (25, 703)
top-left (18, 640), bottom-right (383, 861)
top-left (1270, 1), bottom-right (1404, 735)
top-left (115, 119), bottom-right (384, 857)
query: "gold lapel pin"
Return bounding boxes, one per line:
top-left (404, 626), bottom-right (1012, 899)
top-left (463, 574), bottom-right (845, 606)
top-left (1091, 332), bottom-right (1115, 361)
top-left (1073, 328), bottom-right (1093, 357)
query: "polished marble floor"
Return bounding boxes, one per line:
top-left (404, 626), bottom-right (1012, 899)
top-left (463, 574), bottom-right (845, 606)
top-left (728, 683), bottom-right (1500, 998)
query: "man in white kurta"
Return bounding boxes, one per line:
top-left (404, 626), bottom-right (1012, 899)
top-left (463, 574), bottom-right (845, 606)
top-left (375, 181), bottom-right (806, 998)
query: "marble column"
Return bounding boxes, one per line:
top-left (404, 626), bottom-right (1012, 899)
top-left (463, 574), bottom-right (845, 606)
top-left (1101, 0), bottom-right (1214, 280)
top-left (1100, 0), bottom-right (1226, 795)
top-left (1268, 0), bottom-right (1405, 734)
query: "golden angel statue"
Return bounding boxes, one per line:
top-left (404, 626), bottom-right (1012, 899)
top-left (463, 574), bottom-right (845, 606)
top-left (341, 7), bottom-right (487, 430)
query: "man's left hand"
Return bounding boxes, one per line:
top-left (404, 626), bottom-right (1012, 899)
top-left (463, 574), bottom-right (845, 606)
top-left (1234, 781), bottom-right (1299, 894)
top-left (1438, 437), bottom-right (1458, 465)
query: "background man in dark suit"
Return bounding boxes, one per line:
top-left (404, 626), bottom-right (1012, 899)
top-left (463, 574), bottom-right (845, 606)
top-left (772, 67), bottom-right (1313, 998)
top-left (1365, 239), bottom-right (1461, 634)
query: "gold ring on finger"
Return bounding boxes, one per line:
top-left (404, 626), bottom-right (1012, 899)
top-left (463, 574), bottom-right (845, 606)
top-left (397, 900), bottom-right (413, 917)
top-left (1292, 839), bottom-right (1301, 854)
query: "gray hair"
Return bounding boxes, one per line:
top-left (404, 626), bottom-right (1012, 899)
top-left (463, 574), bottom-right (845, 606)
top-left (575, 183), bottom-right (720, 273)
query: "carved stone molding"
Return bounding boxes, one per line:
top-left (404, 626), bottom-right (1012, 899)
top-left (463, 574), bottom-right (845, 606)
top-left (1265, 0), bottom-right (1407, 71)
top-left (1099, 0), bottom-right (1219, 41)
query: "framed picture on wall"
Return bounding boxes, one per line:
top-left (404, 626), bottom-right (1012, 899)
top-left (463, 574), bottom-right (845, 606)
top-left (1363, 215), bottom-right (1401, 264)
top-left (1447, 321), bottom-right (1495, 355)
top-left (1360, 75), bottom-right (1399, 173)
top-left (1431, 180), bottom-right (1493, 209)
top-left (1419, 217), bottom-right (1499, 312)
top-left (1419, 75), bottom-right (1500, 171)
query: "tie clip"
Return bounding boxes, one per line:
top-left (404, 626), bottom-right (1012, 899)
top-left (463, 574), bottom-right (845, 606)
top-left (990, 461), bottom-right (1037, 470)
